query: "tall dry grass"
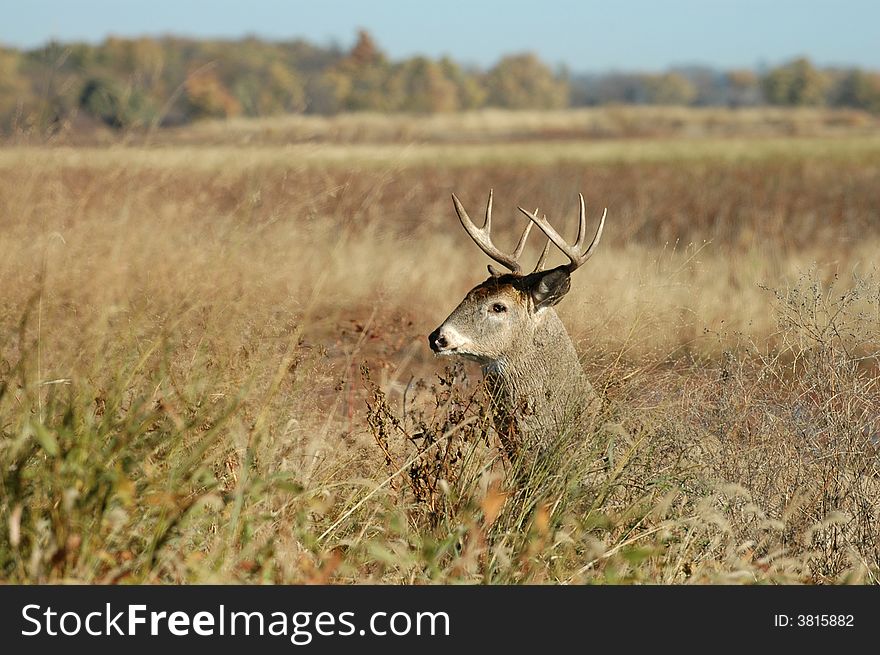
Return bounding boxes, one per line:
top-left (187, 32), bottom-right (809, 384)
top-left (1, 112), bottom-right (879, 583)
top-left (73, 105), bottom-right (880, 146)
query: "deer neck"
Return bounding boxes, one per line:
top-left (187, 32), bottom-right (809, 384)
top-left (483, 309), bottom-right (595, 444)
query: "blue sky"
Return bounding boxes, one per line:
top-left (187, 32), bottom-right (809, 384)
top-left (2, 0), bottom-right (878, 72)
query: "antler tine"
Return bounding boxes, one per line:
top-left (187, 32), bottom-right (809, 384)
top-left (576, 193), bottom-right (587, 248)
top-left (517, 194), bottom-right (607, 274)
top-left (484, 188), bottom-right (493, 232)
top-left (528, 205), bottom-right (552, 272)
top-left (582, 206), bottom-right (607, 262)
top-left (533, 238), bottom-right (552, 272)
top-left (511, 218), bottom-right (534, 261)
top-left (451, 190), bottom-right (529, 275)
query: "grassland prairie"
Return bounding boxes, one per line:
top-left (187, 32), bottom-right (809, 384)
top-left (1, 107), bottom-right (879, 584)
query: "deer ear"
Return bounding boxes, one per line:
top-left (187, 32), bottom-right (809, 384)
top-left (528, 268), bottom-right (571, 310)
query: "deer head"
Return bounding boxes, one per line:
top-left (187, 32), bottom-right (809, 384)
top-left (428, 190), bottom-right (606, 366)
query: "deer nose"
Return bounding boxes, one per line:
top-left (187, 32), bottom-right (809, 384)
top-left (429, 328), bottom-right (448, 352)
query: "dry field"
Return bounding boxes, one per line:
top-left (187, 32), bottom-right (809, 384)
top-left (1, 107), bottom-right (880, 584)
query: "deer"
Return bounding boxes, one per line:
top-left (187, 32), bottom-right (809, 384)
top-left (428, 190), bottom-right (607, 459)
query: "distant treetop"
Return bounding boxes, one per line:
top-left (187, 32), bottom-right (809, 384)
top-left (1, 29), bottom-right (878, 136)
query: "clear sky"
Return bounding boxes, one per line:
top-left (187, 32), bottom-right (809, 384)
top-left (2, 0), bottom-right (878, 72)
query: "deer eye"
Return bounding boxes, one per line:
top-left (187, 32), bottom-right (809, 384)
top-left (491, 303), bottom-right (507, 313)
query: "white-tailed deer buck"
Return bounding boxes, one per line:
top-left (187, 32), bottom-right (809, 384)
top-left (429, 190), bottom-right (606, 458)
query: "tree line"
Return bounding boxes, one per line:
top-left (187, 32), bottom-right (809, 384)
top-left (1, 30), bottom-right (879, 135)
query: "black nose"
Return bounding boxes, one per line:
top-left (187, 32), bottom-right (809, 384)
top-left (429, 328), bottom-right (447, 352)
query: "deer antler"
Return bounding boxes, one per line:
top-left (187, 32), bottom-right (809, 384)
top-left (517, 194), bottom-right (606, 274)
top-left (452, 189), bottom-right (546, 276)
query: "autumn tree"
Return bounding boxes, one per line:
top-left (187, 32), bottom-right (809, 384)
top-left (762, 58), bottom-right (828, 106)
top-left (726, 69), bottom-right (762, 106)
top-left (643, 72), bottom-right (697, 105)
top-left (304, 71), bottom-right (349, 114)
top-left (321, 29), bottom-right (394, 111)
top-left (485, 53), bottom-right (569, 109)
top-left (79, 77), bottom-right (155, 127)
top-left (832, 69), bottom-right (880, 113)
top-left (182, 68), bottom-right (241, 119)
top-left (439, 57), bottom-right (486, 109)
top-left (349, 30), bottom-right (383, 66)
top-left (0, 48), bottom-right (30, 129)
top-left (232, 60), bottom-right (306, 115)
top-left (388, 57), bottom-right (459, 112)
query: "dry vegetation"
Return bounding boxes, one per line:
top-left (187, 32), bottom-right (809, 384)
top-left (1, 107), bottom-right (879, 584)
top-left (170, 105), bottom-right (880, 144)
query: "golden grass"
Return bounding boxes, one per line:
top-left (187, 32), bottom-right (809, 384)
top-left (1, 108), bottom-right (879, 584)
top-left (165, 106), bottom-right (880, 144)
top-left (5, 133), bottom-right (880, 172)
